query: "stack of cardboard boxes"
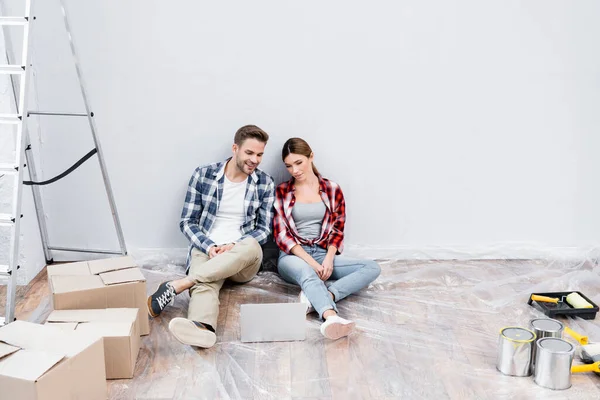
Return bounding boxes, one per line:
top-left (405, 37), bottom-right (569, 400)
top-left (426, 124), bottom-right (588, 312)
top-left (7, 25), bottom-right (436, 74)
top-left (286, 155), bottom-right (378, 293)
top-left (0, 256), bottom-right (148, 400)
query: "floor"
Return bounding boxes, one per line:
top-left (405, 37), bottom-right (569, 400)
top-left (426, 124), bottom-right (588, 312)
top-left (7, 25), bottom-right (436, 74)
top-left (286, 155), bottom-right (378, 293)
top-left (2, 258), bottom-right (600, 399)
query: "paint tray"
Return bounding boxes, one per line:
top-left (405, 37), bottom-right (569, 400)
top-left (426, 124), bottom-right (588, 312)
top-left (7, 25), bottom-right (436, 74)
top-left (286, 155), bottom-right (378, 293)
top-left (527, 291), bottom-right (599, 320)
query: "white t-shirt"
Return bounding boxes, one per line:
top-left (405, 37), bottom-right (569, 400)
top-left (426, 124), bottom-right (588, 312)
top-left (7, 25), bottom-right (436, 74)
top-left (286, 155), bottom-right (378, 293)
top-left (208, 175), bottom-right (247, 245)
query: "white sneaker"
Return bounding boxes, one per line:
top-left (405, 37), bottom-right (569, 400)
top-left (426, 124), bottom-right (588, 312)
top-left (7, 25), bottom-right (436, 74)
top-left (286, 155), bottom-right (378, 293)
top-left (299, 291), bottom-right (315, 314)
top-left (168, 317), bottom-right (217, 348)
top-left (320, 315), bottom-right (355, 340)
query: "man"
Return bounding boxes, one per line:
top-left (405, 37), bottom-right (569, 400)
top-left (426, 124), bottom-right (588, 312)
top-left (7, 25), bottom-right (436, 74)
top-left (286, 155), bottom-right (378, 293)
top-left (147, 125), bottom-right (275, 348)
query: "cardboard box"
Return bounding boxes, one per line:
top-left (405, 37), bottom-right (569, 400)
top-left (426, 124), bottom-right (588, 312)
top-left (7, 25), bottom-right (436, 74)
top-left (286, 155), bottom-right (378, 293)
top-left (46, 308), bottom-right (140, 380)
top-left (47, 256), bottom-right (149, 335)
top-left (0, 320), bottom-right (107, 400)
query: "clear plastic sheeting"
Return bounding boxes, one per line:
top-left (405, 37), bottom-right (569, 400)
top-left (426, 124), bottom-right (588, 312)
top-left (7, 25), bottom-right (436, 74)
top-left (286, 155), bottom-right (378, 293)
top-left (24, 256), bottom-right (600, 399)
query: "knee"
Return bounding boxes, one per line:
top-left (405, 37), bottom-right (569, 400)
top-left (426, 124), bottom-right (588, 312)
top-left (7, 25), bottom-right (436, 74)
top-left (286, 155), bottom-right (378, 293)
top-left (365, 260), bottom-right (381, 280)
top-left (299, 268), bottom-right (319, 287)
top-left (242, 237), bottom-right (262, 259)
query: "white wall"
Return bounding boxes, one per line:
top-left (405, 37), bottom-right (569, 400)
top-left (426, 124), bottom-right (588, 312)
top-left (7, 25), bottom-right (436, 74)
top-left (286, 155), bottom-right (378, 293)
top-left (6, 0), bottom-right (600, 280)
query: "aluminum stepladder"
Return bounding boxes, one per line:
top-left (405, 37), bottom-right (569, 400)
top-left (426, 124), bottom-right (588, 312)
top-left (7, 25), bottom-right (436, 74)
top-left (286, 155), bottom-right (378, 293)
top-left (0, 0), bottom-right (127, 326)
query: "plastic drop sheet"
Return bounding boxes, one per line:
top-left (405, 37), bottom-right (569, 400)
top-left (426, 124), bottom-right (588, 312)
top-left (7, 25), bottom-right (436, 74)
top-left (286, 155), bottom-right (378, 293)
top-left (25, 254), bottom-right (600, 399)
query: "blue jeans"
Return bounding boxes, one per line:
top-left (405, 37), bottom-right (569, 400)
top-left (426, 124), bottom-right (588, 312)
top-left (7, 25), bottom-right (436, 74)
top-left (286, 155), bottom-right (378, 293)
top-left (277, 245), bottom-right (381, 318)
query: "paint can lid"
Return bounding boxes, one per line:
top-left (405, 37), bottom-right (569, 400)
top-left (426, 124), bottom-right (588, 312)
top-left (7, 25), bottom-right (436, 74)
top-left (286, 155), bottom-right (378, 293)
top-left (538, 338), bottom-right (574, 353)
top-left (530, 318), bottom-right (563, 332)
top-left (501, 327), bottom-right (535, 342)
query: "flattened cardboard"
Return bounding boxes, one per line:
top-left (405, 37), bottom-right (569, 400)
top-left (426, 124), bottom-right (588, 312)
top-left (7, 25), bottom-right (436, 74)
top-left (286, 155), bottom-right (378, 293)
top-left (47, 256), bottom-right (149, 335)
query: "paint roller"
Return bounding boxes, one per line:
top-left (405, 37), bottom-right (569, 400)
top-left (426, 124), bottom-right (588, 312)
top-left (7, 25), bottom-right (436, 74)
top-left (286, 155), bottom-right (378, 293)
top-left (566, 292), bottom-right (594, 309)
top-left (530, 292), bottom-right (593, 309)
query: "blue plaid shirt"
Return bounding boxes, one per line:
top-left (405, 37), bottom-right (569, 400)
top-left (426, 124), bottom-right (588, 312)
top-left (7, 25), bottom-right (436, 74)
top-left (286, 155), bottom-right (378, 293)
top-left (180, 158), bottom-right (275, 271)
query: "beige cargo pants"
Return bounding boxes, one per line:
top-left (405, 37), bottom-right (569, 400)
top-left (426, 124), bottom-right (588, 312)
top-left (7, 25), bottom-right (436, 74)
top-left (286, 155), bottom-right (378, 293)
top-left (187, 237), bottom-right (263, 329)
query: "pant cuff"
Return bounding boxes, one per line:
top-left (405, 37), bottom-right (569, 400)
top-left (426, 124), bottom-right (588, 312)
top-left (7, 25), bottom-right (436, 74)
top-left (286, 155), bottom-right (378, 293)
top-left (328, 287), bottom-right (341, 302)
top-left (317, 303), bottom-right (338, 320)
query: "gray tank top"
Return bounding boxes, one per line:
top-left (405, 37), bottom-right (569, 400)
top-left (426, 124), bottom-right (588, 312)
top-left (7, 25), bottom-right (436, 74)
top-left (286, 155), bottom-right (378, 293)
top-left (292, 201), bottom-right (326, 240)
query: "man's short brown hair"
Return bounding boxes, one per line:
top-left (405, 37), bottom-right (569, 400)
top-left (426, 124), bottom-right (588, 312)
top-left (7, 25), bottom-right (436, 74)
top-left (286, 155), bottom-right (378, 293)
top-left (234, 125), bottom-right (269, 146)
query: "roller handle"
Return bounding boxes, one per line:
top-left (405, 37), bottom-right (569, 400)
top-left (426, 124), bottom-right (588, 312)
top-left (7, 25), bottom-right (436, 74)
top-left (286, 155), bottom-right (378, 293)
top-left (564, 326), bottom-right (588, 345)
top-left (531, 294), bottom-right (559, 303)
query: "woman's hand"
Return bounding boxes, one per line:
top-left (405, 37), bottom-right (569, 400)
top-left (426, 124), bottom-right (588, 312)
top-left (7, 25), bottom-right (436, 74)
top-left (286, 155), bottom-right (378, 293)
top-left (320, 254), bottom-right (334, 281)
top-left (311, 261), bottom-right (326, 279)
top-left (291, 244), bottom-right (327, 279)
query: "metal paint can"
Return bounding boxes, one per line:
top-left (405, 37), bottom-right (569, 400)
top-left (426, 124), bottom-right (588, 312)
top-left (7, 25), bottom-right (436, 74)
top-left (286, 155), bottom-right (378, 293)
top-left (534, 337), bottom-right (575, 390)
top-left (529, 318), bottom-right (564, 372)
top-left (497, 326), bottom-right (536, 376)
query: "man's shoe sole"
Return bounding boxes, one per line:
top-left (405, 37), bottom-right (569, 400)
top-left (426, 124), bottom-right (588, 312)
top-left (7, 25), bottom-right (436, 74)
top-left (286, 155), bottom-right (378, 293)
top-left (169, 317), bottom-right (217, 348)
top-left (147, 296), bottom-right (159, 318)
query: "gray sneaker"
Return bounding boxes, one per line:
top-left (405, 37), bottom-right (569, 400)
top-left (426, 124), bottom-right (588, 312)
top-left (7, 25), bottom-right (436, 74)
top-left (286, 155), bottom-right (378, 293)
top-left (147, 281), bottom-right (176, 317)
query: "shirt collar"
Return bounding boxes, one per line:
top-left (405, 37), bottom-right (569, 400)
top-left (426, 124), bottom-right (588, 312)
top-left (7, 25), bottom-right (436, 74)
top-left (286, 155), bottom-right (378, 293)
top-left (215, 157), bottom-right (257, 183)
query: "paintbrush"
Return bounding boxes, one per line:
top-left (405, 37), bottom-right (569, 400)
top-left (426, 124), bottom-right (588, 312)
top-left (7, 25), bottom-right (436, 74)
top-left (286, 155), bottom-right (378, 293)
top-left (579, 343), bottom-right (600, 376)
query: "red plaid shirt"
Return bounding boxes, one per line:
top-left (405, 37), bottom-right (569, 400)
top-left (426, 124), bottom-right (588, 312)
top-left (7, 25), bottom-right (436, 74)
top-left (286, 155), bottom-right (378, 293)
top-left (273, 176), bottom-right (346, 254)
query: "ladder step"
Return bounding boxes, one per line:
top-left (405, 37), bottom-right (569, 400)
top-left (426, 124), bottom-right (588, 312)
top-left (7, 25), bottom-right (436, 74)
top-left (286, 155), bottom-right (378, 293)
top-left (0, 65), bottom-right (25, 74)
top-left (0, 17), bottom-right (28, 26)
top-left (0, 213), bottom-right (15, 227)
top-left (0, 114), bottom-right (22, 124)
top-left (0, 163), bottom-right (18, 174)
top-left (0, 265), bottom-right (10, 277)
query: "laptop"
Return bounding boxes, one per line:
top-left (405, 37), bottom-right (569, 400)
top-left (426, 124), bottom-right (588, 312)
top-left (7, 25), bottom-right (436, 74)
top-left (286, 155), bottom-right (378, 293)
top-left (240, 303), bottom-right (307, 343)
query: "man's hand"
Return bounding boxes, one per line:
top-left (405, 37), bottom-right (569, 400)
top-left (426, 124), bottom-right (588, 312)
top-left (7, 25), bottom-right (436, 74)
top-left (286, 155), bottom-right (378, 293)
top-left (216, 243), bottom-right (235, 255)
top-left (320, 255), bottom-right (334, 281)
top-left (209, 243), bottom-right (236, 258)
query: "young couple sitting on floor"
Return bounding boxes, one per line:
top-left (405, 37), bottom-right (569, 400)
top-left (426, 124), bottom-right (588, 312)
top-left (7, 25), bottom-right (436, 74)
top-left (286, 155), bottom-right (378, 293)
top-left (147, 125), bottom-right (381, 348)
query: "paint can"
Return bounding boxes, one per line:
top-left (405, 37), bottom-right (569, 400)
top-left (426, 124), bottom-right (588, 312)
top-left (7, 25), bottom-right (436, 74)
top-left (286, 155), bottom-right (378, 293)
top-left (534, 337), bottom-right (575, 390)
top-left (497, 326), bottom-right (536, 376)
top-left (529, 318), bottom-right (564, 372)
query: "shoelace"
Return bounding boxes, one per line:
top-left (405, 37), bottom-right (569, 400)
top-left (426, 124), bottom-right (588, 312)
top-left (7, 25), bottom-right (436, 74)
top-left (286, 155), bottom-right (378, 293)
top-left (157, 285), bottom-right (175, 309)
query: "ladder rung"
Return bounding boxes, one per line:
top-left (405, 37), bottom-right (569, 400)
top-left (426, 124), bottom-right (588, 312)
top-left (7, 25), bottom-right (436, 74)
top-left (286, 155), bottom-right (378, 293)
top-left (0, 163), bottom-right (18, 174)
top-left (28, 111), bottom-right (89, 117)
top-left (0, 17), bottom-right (28, 26)
top-left (0, 65), bottom-right (25, 75)
top-left (0, 317), bottom-right (5, 326)
top-left (0, 114), bottom-right (22, 124)
top-left (0, 213), bottom-right (15, 227)
top-left (0, 265), bottom-right (10, 277)
top-left (47, 246), bottom-right (122, 255)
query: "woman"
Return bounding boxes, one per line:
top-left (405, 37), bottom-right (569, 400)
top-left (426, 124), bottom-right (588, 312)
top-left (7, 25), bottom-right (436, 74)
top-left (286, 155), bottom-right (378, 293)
top-left (273, 138), bottom-right (381, 340)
